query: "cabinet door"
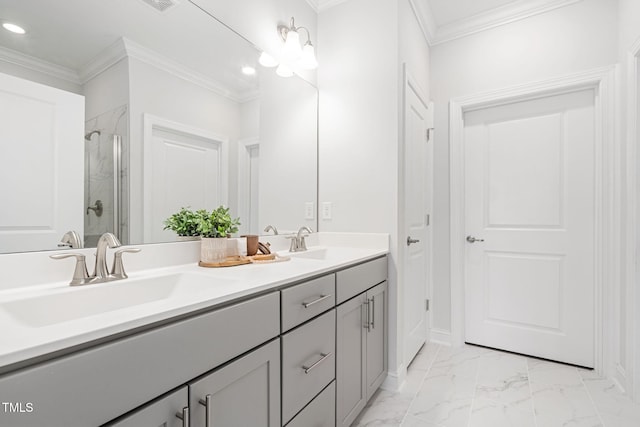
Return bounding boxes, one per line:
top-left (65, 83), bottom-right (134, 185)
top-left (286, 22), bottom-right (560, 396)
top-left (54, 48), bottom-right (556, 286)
top-left (104, 387), bottom-right (188, 427)
top-left (366, 281), bottom-right (388, 401)
top-left (189, 340), bottom-right (280, 427)
top-left (336, 294), bottom-right (367, 427)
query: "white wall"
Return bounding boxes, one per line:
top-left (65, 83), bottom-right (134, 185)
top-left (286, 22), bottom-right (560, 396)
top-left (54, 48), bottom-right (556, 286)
top-left (318, 0), bottom-right (400, 382)
top-left (259, 70), bottom-right (317, 233)
top-left (318, 0), bottom-right (430, 387)
top-left (127, 57), bottom-right (242, 244)
top-left (83, 58), bottom-right (129, 122)
top-left (430, 0), bottom-right (618, 337)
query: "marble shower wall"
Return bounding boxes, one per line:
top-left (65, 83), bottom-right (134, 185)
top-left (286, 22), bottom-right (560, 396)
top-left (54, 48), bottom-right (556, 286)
top-left (84, 104), bottom-right (129, 246)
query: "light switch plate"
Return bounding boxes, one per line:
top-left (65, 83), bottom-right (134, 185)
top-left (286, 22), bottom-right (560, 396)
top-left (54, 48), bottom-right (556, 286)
top-left (322, 202), bottom-right (332, 220)
top-left (304, 202), bottom-right (315, 220)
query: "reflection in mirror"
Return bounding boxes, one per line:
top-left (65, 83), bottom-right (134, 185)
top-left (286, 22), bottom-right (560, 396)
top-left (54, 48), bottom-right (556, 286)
top-left (0, 0), bottom-right (317, 254)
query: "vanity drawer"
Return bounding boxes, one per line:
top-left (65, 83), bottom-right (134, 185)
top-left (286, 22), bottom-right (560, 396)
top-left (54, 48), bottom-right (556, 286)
top-left (286, 381), bottom-right (335, 427)
top-left (282, 309), bottom-right (336, 424)
top-left (336, 257), bottom-right (387, 304)
top-left (281, 274), bottom-right (335, 332)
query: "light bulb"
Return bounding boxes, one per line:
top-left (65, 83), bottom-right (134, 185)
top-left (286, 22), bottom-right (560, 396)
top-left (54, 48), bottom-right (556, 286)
top-left (2, 22), bottom-right (26, 34)
top-left (241, 66), bottom-right (256, 76)
top-left (299, 43), bottom-right (318, 70)
top-left (258, 52), bottom-right (278, 67)
top-left (276, 63), bottom-right (293, 78)
top-left (281, 29), bottom-right (302, 62)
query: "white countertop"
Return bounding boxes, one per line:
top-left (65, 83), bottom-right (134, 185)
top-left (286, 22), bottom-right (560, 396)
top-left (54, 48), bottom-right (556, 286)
top-left (0, 233), bottom-right (388, 371)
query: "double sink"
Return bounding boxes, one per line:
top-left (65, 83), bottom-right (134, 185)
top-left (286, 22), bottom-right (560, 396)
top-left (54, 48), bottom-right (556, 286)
top-left (0, 246), bottom-right (333, 329)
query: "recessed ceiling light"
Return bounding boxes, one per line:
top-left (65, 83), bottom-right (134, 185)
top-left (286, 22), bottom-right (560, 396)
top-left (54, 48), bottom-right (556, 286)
top-left (2, 22), bottom-right (26, 35)
top-left (241, 66), bottom-right (256, 76)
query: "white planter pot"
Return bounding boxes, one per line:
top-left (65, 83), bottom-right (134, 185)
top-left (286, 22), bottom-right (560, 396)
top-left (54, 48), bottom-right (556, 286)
top-left (200, 237), bottom-right (227, 263)
top-left (177, 235), bottom-right (200, 242)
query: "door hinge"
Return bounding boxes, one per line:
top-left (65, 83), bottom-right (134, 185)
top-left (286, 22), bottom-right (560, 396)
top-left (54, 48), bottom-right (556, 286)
top-left (426, 128), bottom-right (434, 142)
top-left (425, 299), bottom-right (430, 311)
top-left (425, 214), bottom-right (430, 226)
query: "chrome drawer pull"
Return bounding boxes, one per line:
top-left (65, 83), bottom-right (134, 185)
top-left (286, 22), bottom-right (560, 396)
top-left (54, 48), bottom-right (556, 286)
top-left (302, 294), bottom-right (332, 308)
top-left (175, 407), bottom-right (190, 427)
top-left (199, 394), bottom-right (212, 427)
top-left (302, 352), bottom-right (332, 374)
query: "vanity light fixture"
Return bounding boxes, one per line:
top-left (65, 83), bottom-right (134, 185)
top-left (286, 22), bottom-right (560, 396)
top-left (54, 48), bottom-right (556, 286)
top-left (278, 17), bottom-right (318, 71)
top-left (258, 17), bottom-right (317, 77)
top-left (241, 66), bottom-right (256, 76)
top-left (2, 22), bottom-right (26, 35)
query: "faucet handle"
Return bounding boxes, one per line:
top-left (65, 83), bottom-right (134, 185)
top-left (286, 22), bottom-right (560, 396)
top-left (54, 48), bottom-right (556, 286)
top-left (111, 248), bottom-right (141, 279)
top-left (50, 253), bottom-right (90, 286)
top-left (299, 235), bottom-right (309, 251)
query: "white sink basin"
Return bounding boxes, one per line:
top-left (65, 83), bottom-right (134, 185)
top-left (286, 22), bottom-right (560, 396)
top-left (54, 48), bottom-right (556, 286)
top-left (286, 247), bottom-right (330, 260)
top-left (1, 273), bottom-right (219, 328)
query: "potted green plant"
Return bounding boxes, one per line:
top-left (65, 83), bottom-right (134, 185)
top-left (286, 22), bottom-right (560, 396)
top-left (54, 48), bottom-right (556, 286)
top-left (163, 207), bottom-right (201, 241)
top-left (198, 206), bottom-right (241, 263)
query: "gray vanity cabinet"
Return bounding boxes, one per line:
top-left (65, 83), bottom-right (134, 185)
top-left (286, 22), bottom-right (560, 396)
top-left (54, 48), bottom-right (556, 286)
top-left (104, 387), bottom-right (188, 427)
top-left (335, 257), bottom-right (388, 427)
top-left (189, 339), bottom-right (281, 427)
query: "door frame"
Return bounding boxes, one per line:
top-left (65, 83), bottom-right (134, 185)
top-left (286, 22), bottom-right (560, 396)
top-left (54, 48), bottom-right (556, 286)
top-left (627, 37), bottom-right (640, 401)
top-left (449, 66), bottom-right (618, 376)
top-left (142, 114), bottom-right (229, 242)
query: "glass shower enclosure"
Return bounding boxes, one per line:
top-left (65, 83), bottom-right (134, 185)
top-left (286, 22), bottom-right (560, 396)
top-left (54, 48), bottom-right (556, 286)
top-left (84, 105), bottom-right (129, 247)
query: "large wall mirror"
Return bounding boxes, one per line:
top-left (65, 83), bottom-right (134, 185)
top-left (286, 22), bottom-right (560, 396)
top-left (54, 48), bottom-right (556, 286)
top-left (0, 0), bottom-right (318, 254)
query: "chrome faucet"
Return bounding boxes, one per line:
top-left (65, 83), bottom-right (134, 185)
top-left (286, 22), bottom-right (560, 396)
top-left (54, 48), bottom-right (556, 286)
top-left (58, 230), bottom-right (84, 249)
top-left (51, 232), bottom-right (140, 286)
top-left (289, 226), bottom-right (313, 252)
top-left (93, 232), bottom-right (121, 281)
top-left (264, 225), bottom-right (279, 235)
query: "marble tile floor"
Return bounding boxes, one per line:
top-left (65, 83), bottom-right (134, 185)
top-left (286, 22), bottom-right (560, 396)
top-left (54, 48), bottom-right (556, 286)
top-left (352, 343), bottom-right (640, 427)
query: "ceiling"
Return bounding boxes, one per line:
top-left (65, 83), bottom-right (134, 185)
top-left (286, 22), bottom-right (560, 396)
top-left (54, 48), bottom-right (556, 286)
top-left (426, 0), bottom-right (521, 26)
top-left (0, 0), bottom-right (260, 95)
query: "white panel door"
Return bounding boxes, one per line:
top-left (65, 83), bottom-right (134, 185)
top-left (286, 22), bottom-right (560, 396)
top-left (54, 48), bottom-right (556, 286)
top-left (403, 77), bottom-right (432, 367)
top-left (0, 72), bottom-right (84, 252)
top-left (149, 127), bottom-right (224, 242)
top-left (464, 90), bottom-right (596, 367)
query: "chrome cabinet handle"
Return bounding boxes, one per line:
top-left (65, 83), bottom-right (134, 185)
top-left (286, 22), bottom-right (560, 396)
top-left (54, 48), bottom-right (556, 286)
top-left (407, 236), bottom-right (420, 246)
top-left (302, 352), bottom-right (332, 374)
top-left (199, 394), bottom-right (212, 427)
top-left (363, 299), bottom-right (371, 331)
top-left (175, 407), bottom-right (189, 427)
top-left (370, 296), bottom-right (375, 330)
top-left (302, 294), bottom-right (332, 308)
top-left (466, 235), bottom-right (484, 243)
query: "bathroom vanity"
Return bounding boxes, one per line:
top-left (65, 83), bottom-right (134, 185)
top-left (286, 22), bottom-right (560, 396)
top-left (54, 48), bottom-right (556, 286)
top-left (0, 234), bottom-right (388, 427)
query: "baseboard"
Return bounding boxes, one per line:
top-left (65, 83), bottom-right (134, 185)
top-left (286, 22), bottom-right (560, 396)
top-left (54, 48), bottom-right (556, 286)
top-left (614, 363), bottom-right (629, 394)
top-left (381, 364), bottom-right (406, 392)
top-left (430, 328), bottom-right (452, 346)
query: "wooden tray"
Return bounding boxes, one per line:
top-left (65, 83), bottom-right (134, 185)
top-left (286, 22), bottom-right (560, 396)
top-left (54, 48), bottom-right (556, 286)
top-left (249, 253), bottom-right (276, 261)
top-left (199, 256), bottom-right (252, 268)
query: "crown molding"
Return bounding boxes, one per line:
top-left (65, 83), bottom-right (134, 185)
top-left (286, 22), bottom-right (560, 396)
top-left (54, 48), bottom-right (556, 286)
top-left (432, 0), bottom-right (582, 45)
top-left (0, 46), bottom-right (81, 85)
top-left (408, 0), bottom-right (437, 45)
top-left (78, 38), bottom-right (128, 83)
top-left (317, 0), bottom-right (350, 12)
top-left (304, 0), bottom-right (319, 13)
top-left (79, 37), bottom-right (250, 103)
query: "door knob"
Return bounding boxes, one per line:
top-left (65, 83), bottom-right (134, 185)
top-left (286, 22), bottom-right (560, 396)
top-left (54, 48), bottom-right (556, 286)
top-left (466, 235), bottom-right (484, 243)
top-left (407, 236), bottom-right (420, 246)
